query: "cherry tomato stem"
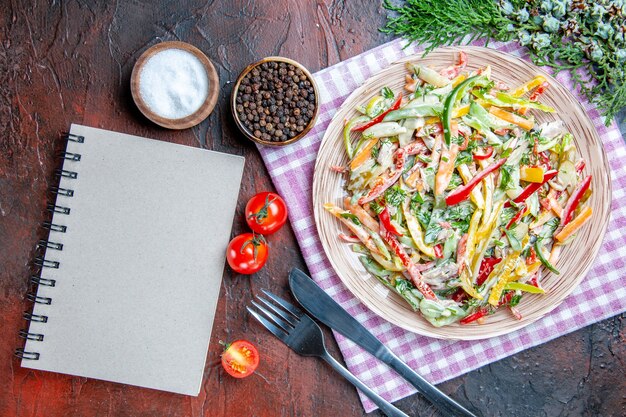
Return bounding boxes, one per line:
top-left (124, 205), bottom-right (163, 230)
top-left (227, 233), bottom-right (268, 274)
top-left (245, 192), bottom-right (288, 235)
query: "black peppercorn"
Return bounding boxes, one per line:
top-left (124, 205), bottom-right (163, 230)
top-left (235, 60), bottom-right (316, 143)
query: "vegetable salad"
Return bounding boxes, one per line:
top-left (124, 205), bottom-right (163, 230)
top-left (325, 52), bottom-right (593, 327)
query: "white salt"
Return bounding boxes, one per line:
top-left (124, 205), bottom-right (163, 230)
top-left (139, 48), bottom-right (209, 120)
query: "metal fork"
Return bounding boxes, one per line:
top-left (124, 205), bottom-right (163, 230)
top-left (248, 290), bottom-right (410, 417)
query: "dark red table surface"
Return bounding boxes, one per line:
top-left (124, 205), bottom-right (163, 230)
top-left (1, 2), bottom-right (624, 416)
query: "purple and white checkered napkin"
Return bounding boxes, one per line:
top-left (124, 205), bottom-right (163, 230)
top-left (257, 38), bottom-right (626, 412)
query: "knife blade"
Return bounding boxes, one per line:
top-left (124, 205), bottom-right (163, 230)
top-left (289, 268), bottom-right (476, 417)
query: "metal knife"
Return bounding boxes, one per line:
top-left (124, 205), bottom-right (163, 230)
top-left (289, 268), bottom-right (477, 417)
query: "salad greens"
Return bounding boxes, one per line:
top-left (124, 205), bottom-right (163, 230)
top-left (325, 52), bottom-right (594, 327)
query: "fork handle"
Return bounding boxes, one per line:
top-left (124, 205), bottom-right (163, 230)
top-left (321, 351), bottom-right (409, 417)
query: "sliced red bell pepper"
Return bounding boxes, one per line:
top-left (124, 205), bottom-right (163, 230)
top-left (575, 160), bottom-right (585, 173)
top-left (460, 307), bottom-right (490, 324)
top-left (476, 257), bottom-right (502, 286)
top-left (505, 204), bottom-right (526, 229)
top-left (352, 95), bottom-right (403, 132)
top-left (504, 169), bottom-right (558, 208)
top-left (473, 146), bottom-right (494, 160)
top-left (529, 82), bottom-right (549, 101)
top-left (359, 148), bottom-right (406, 205)
top-left (526, 247), bottom-right (538, 265)
top-left (379, 224), bottom-right (437, 300)
top-left (451, 288), bottom-right (467, 302)
top-left (445, 158), bottom-right (508, 206)
top-left (560, 174), bottom-right (592, 225)
top-left (379, 206), bottom-right (403, 236)
top-left (498, 291), bottom-right (514, 306)
top-left (433, 244), bottom-right (444, 259)
top-left (338, 233), bottom-right (361, 243)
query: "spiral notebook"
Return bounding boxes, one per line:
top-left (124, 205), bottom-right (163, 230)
top-left (17, 124), bottom-right (245, 396)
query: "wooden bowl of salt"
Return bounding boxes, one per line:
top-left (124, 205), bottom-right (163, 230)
top-left (131, 41), bottom-right (219, 129)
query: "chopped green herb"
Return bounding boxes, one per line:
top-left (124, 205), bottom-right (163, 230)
top-left (445, 200), bottom-right (475, 221)
top-left (410, 192), bottom-right (424, 213)
top-left (381, 87), bottom-right (395, 99)
top-left (371, 144), bottom-right (380, 159)
top-left (384, 185), bottom-right (407, 207)
top-left (455, 150), bottom-right (474, 166)
top-left (369, 200), bottom-right (385, 215)
top-left (446, 173), bottom-right (463, 190)
top-left (509, 294), bottom-right (522, 307)
top-left (499, 207), bottom-right (517, 226)
top-left (424, 207), bottom-right (445, 244)
top-left (538, 217), bottom-right (560, 241)
top-left (416, 200), bottom-right (433, 229)
top-left (499, 164), bottom-right (516, 190)
top-left (450, 220), bottom-right (469, 234)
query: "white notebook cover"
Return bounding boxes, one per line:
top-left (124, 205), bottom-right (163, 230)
top-left (21, 124), bottom-right (245, 395)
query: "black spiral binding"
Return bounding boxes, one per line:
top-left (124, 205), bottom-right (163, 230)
top-left (15, 132), bottom-right (82, 361)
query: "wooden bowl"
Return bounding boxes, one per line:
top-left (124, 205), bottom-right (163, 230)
top-left (130, 41), bottom-right (219, 130)
top-left (230, 56), bottom-right (319, 146)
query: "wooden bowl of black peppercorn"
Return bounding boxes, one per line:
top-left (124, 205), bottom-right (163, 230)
top-left (231, 56), bottom-right (319, 146)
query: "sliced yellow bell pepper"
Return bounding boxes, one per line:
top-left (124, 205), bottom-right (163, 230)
top-left (487, 255), bottom-right (518, 306)
top-left (452, 74), bottom-right (467, 87)
top-left (511, 75), bottom-right (547, 97)
top-left (520, 166), bottom-right (545, 183)
top-left (530, 210), bottom-right (557, 229)
top-left (465, 208), bottom-right (483, 257)
top-left (402, 201), bottom-right (436, 258)
top-left (470, 200), bottom-right (503, 278)
top-left (460, 266), bottom-right (483, 300)
top-left (371, 251), bottom-right (404, 272)
top-left (525, 261), bottom-right (542, 277)
top-left (460, 209), bottom-right (484, 298)
top-left (457, 164), bottom-right (485, 209)
top-left (514, 260), bottom-right (528, 278)
top-left (424, 104), bottom-right (470, 125)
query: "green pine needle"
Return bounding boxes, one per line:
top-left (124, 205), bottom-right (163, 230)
top-left (381, 0), bottom-right (626, 124)
top-left (381, 0), bottom-right (514, 53)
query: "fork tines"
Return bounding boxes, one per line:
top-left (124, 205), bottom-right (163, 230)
top-left (247, 290), bottom-right (302, 340)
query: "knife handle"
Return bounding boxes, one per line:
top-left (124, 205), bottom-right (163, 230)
top-left (321, 351), bottom-right (409, 417)
top-left (386, 353), bottom-right (477, 417)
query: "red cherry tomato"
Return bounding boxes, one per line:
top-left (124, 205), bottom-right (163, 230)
top-left (226, 233), bottom-right (268, 274)
top-left (245, 192), bottom-right (288, 235)
top-left (221, 340), bottom-right (259, 378)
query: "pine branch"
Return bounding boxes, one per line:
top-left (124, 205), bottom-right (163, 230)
top-left (381, 0), bottom-right (515, 53)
